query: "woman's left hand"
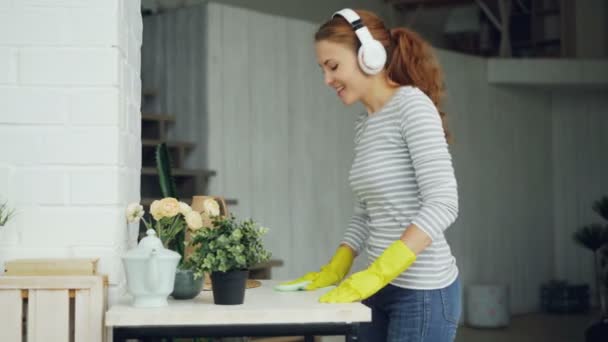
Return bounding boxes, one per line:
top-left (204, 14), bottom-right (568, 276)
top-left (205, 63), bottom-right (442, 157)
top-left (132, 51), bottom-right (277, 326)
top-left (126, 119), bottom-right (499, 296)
top-left (319, 240), bottom-right (416, 303)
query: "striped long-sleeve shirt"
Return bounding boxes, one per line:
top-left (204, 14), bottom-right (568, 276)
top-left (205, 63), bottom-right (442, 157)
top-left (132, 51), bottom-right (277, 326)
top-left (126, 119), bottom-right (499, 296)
top-left (343, 85), bottom-right (459, 290)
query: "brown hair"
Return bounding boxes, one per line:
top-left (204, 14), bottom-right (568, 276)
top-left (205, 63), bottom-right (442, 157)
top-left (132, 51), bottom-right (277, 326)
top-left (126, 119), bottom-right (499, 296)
top-left (315, 10), bottom-right (450, 141)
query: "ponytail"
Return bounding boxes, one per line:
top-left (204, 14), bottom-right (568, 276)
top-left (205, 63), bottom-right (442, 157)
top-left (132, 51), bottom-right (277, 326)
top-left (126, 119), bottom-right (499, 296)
top-left (388, 28), bottom-right (450, 142)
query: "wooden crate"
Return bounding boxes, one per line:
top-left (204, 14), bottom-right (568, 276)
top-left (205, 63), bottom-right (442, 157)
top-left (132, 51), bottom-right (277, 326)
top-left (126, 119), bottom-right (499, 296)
top-left (0, 275), bottom-right (106, 342)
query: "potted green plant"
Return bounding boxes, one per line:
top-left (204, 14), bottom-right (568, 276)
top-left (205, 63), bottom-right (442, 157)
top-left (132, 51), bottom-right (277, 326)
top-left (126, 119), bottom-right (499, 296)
top-left (0, 200), bottom-right (15, 227)
top-left (186, 214), bottom-right (271, 305)
top-left (573, 196), bottom-right (608, 342)
top-left (126, 197), bottom-right (205, 300)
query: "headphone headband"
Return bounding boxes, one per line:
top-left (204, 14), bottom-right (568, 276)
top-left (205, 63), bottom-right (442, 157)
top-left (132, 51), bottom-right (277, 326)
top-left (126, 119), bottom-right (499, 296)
top-left (333, 9), bottom-right (362, 30)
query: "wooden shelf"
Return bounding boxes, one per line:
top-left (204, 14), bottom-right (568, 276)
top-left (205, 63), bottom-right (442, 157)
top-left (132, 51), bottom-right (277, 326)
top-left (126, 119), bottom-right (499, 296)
top-left (141, 197), bottom-right (238, 206)
top-left (488, 59), bottom-right (608, 86)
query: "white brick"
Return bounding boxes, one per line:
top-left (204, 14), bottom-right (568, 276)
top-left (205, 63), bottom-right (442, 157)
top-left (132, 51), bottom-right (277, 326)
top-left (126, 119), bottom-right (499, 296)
top-left (20, 0), bottom-right (118, 9)
top-left (0, 0), bottom-right (12, 9)
top-left (0, 165), bottom-right (11, 199)
top-left (0, 87), bottom-right (68, 124)
top-left (20, 206), bottom-right (124, 247)
top-left (36, 127), bottom-right (120, 165)
top-left (69, 88), bottom-right (119, 126)
top-left (70, 168), bottom-right (120, 205)
top-left (19, 48), bottom-right (118, 85)
top-left (131, 69), bottom-right (142, 109)
top-left (128, 31), bottom-right (141, 72)
top-left (128, 134), bottom-right (141, 168)
top-left (13, 168), bottom-right (67, 205)
top-left (121, 167), bottom-right (140, 203)
top-left (0, 47), bottom-right (17, 83)
top-left (127, 105), bottom-right (141, 137)
top-left (0, 9), bottom-right (117, 46)
top-left (0, 126), bottom-right (38, 164)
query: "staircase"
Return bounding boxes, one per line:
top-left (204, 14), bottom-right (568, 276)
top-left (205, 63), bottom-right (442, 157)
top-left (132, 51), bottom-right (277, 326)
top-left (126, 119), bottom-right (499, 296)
top-left (139, 92), bottom-right (236, 207)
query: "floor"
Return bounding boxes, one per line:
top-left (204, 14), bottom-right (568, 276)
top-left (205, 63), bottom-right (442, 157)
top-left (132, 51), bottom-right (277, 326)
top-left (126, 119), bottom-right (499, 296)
top-left (319, 309), bottom-right (599, 342)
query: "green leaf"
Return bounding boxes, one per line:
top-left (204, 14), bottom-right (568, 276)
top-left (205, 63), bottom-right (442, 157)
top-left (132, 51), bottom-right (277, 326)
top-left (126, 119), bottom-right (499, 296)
top-left (155, 143), bottom-right (178, 199)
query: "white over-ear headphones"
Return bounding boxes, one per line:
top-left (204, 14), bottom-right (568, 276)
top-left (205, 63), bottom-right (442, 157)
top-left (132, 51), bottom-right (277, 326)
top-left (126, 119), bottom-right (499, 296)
top-left (332, 8), bottom-right (387, 75)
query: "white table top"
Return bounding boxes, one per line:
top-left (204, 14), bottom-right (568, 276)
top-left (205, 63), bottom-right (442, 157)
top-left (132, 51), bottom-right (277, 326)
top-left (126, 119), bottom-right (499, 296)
top-left (106, 280), bottom-right (371, 327)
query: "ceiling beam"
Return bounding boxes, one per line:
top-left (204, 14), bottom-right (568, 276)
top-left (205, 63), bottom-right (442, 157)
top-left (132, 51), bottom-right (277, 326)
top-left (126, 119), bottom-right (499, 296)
top-left (386, 0), bottom-right (474, 8)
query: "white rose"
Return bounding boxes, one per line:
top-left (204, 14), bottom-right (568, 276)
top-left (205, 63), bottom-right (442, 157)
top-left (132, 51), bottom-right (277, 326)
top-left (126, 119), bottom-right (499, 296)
top-left (126, 203), bottom-right (144, 223)
top-left (185, 211), bottom-right (203, 231)
top-left (179, 202), bottom-right (192, 215)
top-left (159, 197), bottom-right (180, 218)
top-left (150, 200), bottom-right (163, 220)
top-left (202, 198), bottom-right (220, 217)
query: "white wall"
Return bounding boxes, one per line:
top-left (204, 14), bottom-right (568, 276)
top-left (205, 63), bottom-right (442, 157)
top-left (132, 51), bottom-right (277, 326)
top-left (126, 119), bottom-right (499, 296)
top-left (0, 0), bottom-right (142, 301)
top-left (204, 3), bottom-right (365, 279)
top-left (552, 89), bottom-right (608, 299)
top-left (438, 50), bottom-right (555, 314)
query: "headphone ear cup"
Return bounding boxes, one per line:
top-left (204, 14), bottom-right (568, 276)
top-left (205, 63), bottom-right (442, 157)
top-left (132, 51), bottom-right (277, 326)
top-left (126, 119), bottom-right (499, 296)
top-left (358, 40), bottom-right (387, 75)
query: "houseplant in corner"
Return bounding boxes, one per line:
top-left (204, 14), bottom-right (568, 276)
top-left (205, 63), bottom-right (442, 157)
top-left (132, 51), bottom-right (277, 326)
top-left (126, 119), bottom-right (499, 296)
top-left (186, 214), bottom-right (271, 305)
top-left (0, 200), bottom-right (15, 227)
top-left (573, 196), bottom-right (608, 342)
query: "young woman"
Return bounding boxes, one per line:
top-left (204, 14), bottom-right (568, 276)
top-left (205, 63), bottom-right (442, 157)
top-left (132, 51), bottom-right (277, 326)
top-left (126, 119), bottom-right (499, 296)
top-left (280, 8), bottom-right (461, 342)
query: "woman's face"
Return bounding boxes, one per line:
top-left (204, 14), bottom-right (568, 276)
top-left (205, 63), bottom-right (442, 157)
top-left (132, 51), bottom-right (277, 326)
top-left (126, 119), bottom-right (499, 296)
top-left (315, 40), bottom-right (370, 105)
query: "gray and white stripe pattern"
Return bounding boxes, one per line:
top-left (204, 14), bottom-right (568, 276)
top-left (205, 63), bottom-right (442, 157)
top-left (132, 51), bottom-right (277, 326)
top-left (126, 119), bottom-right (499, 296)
top-left (343, 86), bottom-right (459, 290)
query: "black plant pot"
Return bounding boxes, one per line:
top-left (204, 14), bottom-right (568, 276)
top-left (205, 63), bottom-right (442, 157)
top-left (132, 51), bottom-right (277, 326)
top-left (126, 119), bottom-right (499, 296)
top-left (210, 270), bottom-right (248, 305)
top-left (585, 318), bottom-right (608, 342)
top-left (171, 268), bottom-right (203, 300)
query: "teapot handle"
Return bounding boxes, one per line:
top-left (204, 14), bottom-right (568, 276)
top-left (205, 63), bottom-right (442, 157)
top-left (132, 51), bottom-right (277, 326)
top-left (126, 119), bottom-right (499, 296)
top-left (145, 249), bottom-right (160, 292)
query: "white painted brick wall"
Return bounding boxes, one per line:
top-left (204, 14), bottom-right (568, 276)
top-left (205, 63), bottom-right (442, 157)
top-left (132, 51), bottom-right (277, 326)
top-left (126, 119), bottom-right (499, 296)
top-left (0, 47), bottom-right (17, 83)
top-left (0, 0), bottom-right (142, 301)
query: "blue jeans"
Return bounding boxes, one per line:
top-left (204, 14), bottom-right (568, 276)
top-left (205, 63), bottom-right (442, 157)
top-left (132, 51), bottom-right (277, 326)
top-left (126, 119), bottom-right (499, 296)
top-left (358, 277), bottom-right (461, 342)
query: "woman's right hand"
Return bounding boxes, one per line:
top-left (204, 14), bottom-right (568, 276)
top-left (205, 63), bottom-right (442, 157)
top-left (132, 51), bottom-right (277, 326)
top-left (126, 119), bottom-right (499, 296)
top-left (279, 245), bottom-right (355, 290)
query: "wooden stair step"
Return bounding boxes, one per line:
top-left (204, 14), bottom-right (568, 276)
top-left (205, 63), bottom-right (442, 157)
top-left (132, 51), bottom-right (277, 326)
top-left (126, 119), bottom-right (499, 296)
top-left (142, 89), bottom-right (157, 97)
top-left (141, 114), bottom-right (175, 123)
top-left (141, 115), bottom-right (175, 140)
top-left (141, 167), bottom-right (216, 178)
top-left (141, 139), bottom-right (193, 149)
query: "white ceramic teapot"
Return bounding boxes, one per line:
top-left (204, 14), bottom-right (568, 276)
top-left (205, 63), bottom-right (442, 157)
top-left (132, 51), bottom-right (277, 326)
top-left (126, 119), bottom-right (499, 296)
top-left (122, 229), bottom-right (180, 307)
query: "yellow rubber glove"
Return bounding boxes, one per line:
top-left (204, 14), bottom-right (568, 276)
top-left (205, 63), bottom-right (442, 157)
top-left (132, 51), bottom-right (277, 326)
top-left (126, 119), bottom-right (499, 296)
top-left (280, 245), bottom-right (354, 290)
top-left (319, 240), bottom-right (416, 303)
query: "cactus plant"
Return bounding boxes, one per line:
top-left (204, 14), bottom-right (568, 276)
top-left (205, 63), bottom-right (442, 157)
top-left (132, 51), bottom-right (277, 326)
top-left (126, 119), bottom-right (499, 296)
top-left (155, 142), bottom-right (178, 199)
top-left (155, 143), bottom-right (184, 259)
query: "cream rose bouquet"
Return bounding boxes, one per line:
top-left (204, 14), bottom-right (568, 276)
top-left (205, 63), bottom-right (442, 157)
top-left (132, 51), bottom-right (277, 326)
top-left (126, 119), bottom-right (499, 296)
top-left (126, 197), bottom-right (206, 265)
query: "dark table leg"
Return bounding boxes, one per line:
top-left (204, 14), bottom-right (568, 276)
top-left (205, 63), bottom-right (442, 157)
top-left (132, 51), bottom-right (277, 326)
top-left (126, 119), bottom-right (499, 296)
top-left (346, 323), bottom-right (359, 341)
